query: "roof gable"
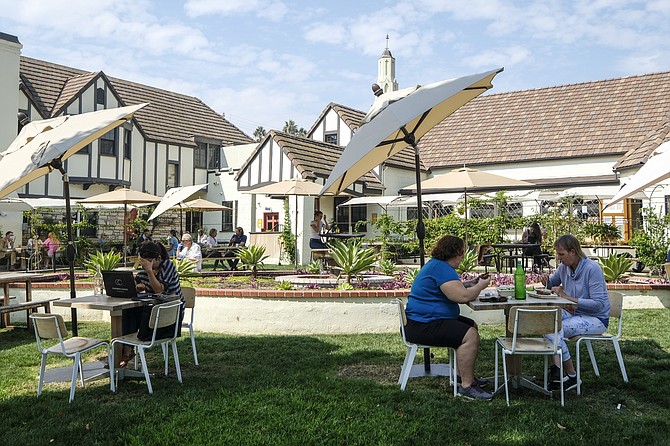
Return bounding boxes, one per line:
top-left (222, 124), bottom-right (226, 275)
top-left (19, 56), bottom-right (253, 147)
top-left (419, 71), bottom-right (670, 169)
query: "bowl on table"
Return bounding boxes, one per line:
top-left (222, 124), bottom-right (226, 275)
top-left (496, 286), bottom-right (515, 298)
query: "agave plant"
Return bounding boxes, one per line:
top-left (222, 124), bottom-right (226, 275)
top-left (379, 259), bottom-right (397, 276)
top-left (172, 257), bottom-right (197, 285)
top-left (84, 250), bottom-right (122, 275)
top-left (456, 249), bottom-right (478, 274)
top-left (238, 245), bottom-right (269, 279)
top-left (404, 267), bottom-right (420, 286)
top-left (599, 253), bottom-right (633, 283)
top-left (329, 239), bottom-right (377, 284)
top-left (305, 260), bottom-right (322, 274)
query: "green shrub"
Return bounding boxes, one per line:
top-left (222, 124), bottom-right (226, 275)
top-left (277, 280), bottom-right (292, 290)
top-left (239, 245), bottom-right (269, 279)
top-left (457, 249), bottom-right (478, 274)
top-left (84, 250), bottom-right (122, 275)
top-left (379, 259), bottom-right (396, 276)
top-left (329, 239), bottom-right (377, 284)
top-left (599, 253), bottom-right (633, 283)
top-left (305, 260), bottom-right (322, 274)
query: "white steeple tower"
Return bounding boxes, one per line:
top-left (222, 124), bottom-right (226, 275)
top-left (377, 34), bottom-right (398, 93)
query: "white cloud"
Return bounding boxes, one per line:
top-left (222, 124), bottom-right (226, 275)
top-left (461, 46), bottom-right (531, 70)
top-left (184, 0), bottom-right (288, 21)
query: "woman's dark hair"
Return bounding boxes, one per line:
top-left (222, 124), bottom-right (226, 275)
top-left (431, 235), bottom-right (465, 261)
top-left (529, 222), bottom-right (542, 244)
top-left (170, 229), bottom-right (177, 236)
top-left (138, 242), bottom-right (169, 261)
top-left (554, 234), bottom-right (586, 259)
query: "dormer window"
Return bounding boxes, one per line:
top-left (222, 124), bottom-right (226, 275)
top-left (324, 132), bottom-right (338, 145)
top-left (96, 87), bottom-right (105, 106)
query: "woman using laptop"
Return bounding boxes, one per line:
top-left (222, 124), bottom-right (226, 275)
top-left (119, 241), bottom-right (182, 367)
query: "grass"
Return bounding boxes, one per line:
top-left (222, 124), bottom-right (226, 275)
top-left (1, 309), bottom-right (670, 445)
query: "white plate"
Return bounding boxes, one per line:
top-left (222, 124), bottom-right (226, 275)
top-left (527, 291), bottom-right (559, 299)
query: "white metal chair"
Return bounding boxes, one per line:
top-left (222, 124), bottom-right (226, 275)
top-left (30, 313), bottom-right (113, 403)
top-left (570, 291), bottom-right (628, 395)
top-left (111, 301), bottom-right (182, 394)
top-left (495, 306), bottom-right (564, 406)
top-left (181, 287), bottom-right (199, 366)
top-left (394, 299), bottom-right (458, 396)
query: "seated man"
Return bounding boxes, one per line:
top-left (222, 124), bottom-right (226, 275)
top-left (0, 230), bottom-right (19, 270)
top-left (225, 227), bottom-right (247, 270)
top-left (177, 233), bottom-right (202, 272)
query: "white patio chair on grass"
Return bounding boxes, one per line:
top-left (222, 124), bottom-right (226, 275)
top-left (495, 306), bottom-right (564, 406)
top-left (394, 299), bottom-right (458, 396)
top-left (111, 301), bottom-right (182, 394)
top-left (570, 291), bottom-right (628, 395)
top-left (181, 287), bottom-right (199, 366)
top-left (30, 313), bottom-right (113, 403)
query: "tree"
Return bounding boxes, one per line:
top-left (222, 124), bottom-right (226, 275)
top-left (253, 126), bottom-right (266, 142)
top-left (282, 119), bottom-right (307, 137)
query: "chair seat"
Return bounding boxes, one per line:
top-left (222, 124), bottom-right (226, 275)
top-left (113, 332), bottom-right (172, 347)
top-left (497, 337), bottom-right (556, 353)
top-left (46, 337), bottom-right (107, 355)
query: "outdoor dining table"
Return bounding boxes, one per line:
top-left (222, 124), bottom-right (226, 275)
top-left (322, 232), bottom-right (366, 241)
top-left (468, 289), bottom-right (577, 396)
top-left (53, 294), bottom-right (148, 379)
top-left (0, 272), bottom-right (43, 327)
top-left (492, 243), bottom-right (539, 274)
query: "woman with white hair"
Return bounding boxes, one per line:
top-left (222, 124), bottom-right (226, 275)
top-left (178, 233), bottom-right (203, 272)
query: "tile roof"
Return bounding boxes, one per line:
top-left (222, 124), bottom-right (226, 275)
top-left (308, 102), bottom-right (427, 172)
top-left (19, 56), bottom-right (252, 147)
top-left (614, 111), bottom-right (670, 170)
top-left (240, 130), bottom-right (383, 191)
top-left (419, 71), bottom-right (670, 170)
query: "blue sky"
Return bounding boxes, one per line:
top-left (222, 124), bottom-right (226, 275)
top-left (1, 0), bottom-right (669, 137)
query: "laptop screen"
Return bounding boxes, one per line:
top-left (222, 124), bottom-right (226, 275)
top-left (102, 270), bottom-right (138, 298)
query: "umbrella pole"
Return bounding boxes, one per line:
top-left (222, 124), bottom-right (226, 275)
top-left (464, 190), bottom-right (469, 246)
top-left (123, 204), bottom-right (128, 266)
top-left (54, 161), bottom-right (79, 336)
top-left (404, 130), bottom-right (426, 267)
top-left (294, 196), bottom-right (298, 270)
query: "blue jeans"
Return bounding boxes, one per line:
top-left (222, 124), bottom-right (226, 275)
top-left (310, 238), bottom-right (328, 250)
top-left (545, 309), bottom-right (606, 361)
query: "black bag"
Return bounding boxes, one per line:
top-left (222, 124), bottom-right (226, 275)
top-left (137, 299), bottom-right (184, 342)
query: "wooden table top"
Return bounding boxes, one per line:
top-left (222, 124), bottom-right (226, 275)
top-left (468, 289), bottom-right (577, 311)
top-left (52, 294), bottom-right (145, 312)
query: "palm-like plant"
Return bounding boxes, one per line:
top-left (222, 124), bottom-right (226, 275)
top-left (84, 250), bottom-right (122, 275)
top-left (172, 257), bottom-right (197, 276)
top-left (329, 240), bottom-right (377, 284)
top-left (238, 245), bottom-right (269, 279)
top-left (456, 249), bottom-right (478, 274)
top-left (599, 253), bottom-right (633, 283)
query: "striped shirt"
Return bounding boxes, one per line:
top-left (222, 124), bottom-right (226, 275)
top-left (135, 259), bottom-right (182, 299)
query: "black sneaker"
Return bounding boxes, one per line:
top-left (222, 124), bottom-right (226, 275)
top-left (564, 375), bottom-right (581, 391)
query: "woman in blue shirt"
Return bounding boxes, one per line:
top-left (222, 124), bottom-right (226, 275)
top-left (405, 235), bottom-right (492, 400)
top-left (541, 234), bottom-right (610, 390)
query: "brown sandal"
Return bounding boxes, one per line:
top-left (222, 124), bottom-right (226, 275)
top-left (119, 348), bottom-right (135, 368)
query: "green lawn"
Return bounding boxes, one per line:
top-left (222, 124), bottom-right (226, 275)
top-left (1, 309), bottom-right (669, 446)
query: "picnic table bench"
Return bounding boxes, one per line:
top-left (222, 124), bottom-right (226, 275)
top-left (0, 298), bottom-right (59, 329)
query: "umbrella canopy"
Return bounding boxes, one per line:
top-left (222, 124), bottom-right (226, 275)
top-left (403, 167), bottom-right (534, 244)
top-left (0, 197), bottom-right (34, 212)
top-left (246, 178), bottom-right (326, 268)
top-left (559, 185), bottom-right (647, 201)
top-left (182, 198), bottom-right (232, 211)
top-left (148, 184), bottom-right (208, 223)
top-left (79, 187), bottom-right (161, 264)
top-left (604, 141), bottom-right (670, 209)
top-left (320, 68), bottom-right (504, 265)
top-left (0, 103), bottom-right (147, 335)
top-left (0, 104), bottom-right (147, 198)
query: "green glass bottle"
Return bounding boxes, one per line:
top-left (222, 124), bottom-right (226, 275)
top-left (514, 259), bottom-right (526, 300)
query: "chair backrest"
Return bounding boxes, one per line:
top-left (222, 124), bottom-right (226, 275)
top-left (394, 299), bottom-right (410, 345)
top-left (149, 301), bottom-right (181, 330)
top-left (508, 306), bottom-right (562, 353)
top-left (181, 287), bottom-right (196, 309)
top-left (608, 291), bottom-right (624, 336)
top-left (31, 313), bottom-right (68, 340)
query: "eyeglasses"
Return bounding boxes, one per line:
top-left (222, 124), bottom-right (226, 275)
top-left (480, 296), bottom-right (508, 303)
top-left (182, 239), bottom-right (191, 242)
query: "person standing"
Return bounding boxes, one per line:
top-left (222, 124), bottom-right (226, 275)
top-left (0, 231), bottom-right (18, 270)
top-left (541, 234), bottom-right (610, 391)
top-left (43, 232), bottom-right (60, 269)
top-left (309, 211), bottom-right (330, 249)
top-left (225, 227), bottom-right (247, 270)
top-left (404, 235), bottom-right (493, 400)
top-left (167, 229), bottom-right (179, 257)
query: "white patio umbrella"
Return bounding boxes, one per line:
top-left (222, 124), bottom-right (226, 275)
top-left (148, 183), bottom-right (208, 234)
top-left (182, 198), bottom-right (232, 211)
top-left (402, 167), bottom-right (534, 245)
top-left (0, 197), bottom-right (34, 212)
top-left (78, 188), bottom-right (161, 264)
top-left (603, 141), bottom-right (670, 209)
top-left (246, 178), bottom-right (326, 268)
top-left (0, 103), bottom-right (147, 335)
top-left (320, 68), bottom-right (504, 266)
